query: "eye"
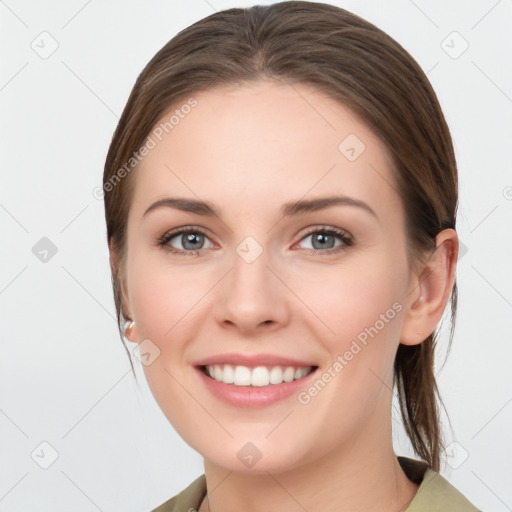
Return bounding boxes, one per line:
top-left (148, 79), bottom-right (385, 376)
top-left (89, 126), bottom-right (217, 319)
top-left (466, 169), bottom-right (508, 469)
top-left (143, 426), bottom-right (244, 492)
top-left (157, 227), bottom-right (215, 256)
top-left (156, 225), bottom-right (354, 256)
top-left (295, 226), bottom-right (354, 254)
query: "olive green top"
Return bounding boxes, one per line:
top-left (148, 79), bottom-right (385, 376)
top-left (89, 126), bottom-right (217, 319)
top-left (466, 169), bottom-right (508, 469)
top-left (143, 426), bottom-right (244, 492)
top-left (151, 456), bottom-right (481, 511)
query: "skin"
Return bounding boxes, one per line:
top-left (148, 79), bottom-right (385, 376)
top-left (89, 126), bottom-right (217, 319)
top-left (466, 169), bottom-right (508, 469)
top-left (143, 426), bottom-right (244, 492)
top-left (112, 80), bottom-right (458, 512)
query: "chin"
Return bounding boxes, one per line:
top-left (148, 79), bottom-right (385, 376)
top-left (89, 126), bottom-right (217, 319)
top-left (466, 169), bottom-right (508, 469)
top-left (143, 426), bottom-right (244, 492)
top-left (198, 439), bottom-right (311, 475)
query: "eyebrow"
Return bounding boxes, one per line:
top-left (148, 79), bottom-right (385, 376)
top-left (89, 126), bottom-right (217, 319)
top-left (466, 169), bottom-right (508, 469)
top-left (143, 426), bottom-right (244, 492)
top-left (142, 195), bottom-right (378, 220)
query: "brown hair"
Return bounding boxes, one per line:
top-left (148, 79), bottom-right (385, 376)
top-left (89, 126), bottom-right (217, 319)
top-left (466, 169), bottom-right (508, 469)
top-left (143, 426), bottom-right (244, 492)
top-left (103, 1), bottom-right (458, 472)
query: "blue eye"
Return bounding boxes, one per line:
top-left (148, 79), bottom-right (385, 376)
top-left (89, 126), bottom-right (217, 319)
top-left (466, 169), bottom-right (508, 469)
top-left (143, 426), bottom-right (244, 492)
top-left (157, 225), bottom-right (354, 257)
top-left (296, 226), bottom-right (354, 254)
top-left (157, 228), bottom-right (214, 256)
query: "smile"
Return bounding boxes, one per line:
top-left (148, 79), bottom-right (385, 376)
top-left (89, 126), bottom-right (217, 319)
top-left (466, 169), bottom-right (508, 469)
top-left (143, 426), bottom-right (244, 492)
top-left (195, 363), bottom-right (320, 408)
top-left (200, 364), bottom-right (317, 387)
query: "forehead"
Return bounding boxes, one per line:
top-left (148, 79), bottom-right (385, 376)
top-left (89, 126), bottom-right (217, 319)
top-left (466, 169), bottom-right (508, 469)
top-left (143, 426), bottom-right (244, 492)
top-left (130, 81), bottom-right (401, 222)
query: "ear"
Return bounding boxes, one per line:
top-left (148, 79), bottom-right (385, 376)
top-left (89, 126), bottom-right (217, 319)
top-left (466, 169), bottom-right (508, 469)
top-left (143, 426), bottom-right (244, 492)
top-left (399, 229), bottom-right (458, 346)
top-left (108, 241), bottom-right (137, 343)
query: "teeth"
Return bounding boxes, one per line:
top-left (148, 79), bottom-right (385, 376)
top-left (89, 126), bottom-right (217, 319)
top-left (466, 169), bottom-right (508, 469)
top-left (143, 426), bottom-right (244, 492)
top-left (204, 364), bottom-right (314, 386)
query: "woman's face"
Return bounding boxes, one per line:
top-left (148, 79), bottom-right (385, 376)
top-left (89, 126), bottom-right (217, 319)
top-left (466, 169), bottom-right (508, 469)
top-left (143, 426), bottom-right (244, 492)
top-left (120, 81), bottom-right (420, 473)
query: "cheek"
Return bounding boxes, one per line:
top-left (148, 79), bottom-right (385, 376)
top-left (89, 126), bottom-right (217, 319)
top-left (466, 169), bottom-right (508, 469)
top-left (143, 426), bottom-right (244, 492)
top-left (125, 255), bottom-right (212, 423)
top-left (293, 255), bottom-right (406, 343)
top-left (126, 252), bottom-right (214, 344)
top-left (287, 253), bottom-right (408, 404)
top-left (291, 259), bottom-right (406, 420)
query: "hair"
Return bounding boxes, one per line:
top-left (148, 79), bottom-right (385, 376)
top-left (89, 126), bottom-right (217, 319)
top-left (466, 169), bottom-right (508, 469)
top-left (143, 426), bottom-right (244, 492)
top-left (103, 1), bottom-right (458, 472)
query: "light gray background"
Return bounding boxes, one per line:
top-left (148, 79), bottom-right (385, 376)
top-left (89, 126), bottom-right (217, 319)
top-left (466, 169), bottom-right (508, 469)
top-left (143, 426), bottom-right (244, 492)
top-left (1, 0), bottom-right (511, 510)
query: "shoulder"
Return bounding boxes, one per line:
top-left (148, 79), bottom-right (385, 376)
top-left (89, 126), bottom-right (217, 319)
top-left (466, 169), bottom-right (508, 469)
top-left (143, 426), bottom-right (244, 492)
top-left (398, 456), bottom-right (483, 512)
top-left (150, 474), bottom-right (206, 512)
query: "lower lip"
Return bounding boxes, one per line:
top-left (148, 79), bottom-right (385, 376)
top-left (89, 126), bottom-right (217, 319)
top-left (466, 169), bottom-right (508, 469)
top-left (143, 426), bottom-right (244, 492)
top-left (194, 366), bottom-right (319, 409)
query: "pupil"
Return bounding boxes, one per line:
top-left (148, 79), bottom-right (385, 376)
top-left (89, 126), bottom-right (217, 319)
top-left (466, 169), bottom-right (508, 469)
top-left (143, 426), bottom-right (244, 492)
top-left (312, 233), bottom-right (334, 250)
top-left (183, 233), bottom-right (203, 250)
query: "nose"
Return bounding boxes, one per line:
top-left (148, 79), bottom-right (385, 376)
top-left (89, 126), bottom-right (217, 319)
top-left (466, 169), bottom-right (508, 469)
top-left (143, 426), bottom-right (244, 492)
top-left (214, 247), bottom-right (290, 334)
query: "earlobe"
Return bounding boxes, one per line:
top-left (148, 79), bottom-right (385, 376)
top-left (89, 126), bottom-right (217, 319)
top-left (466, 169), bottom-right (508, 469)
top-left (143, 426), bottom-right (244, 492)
top-left (399, 229), bottom-right (458, 346)
top-left (109, 241), bottom-right (136, 342)
top-left (123, 320), bottom-right (138, 343)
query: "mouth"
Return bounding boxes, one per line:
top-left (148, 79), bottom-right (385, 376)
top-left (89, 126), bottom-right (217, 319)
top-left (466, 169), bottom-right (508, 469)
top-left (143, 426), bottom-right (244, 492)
top-left (197, 364), bottom-right (319, 387)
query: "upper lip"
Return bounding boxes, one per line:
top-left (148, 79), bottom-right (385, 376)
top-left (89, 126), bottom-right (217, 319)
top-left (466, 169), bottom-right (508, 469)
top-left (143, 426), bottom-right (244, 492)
top-left (194, 353), bottom-right (318, 369)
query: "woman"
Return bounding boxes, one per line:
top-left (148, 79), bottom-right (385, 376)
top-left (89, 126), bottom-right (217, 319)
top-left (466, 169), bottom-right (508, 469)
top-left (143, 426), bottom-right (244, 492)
top-left (103, 2), bottom-right (481, 510)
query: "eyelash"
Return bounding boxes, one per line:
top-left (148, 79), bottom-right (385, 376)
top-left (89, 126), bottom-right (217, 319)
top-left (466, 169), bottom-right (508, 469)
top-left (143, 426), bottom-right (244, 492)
top-left (156, 225), bottom-right (354, 257)
top-left (156, 227), bottom-right (212, 256)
